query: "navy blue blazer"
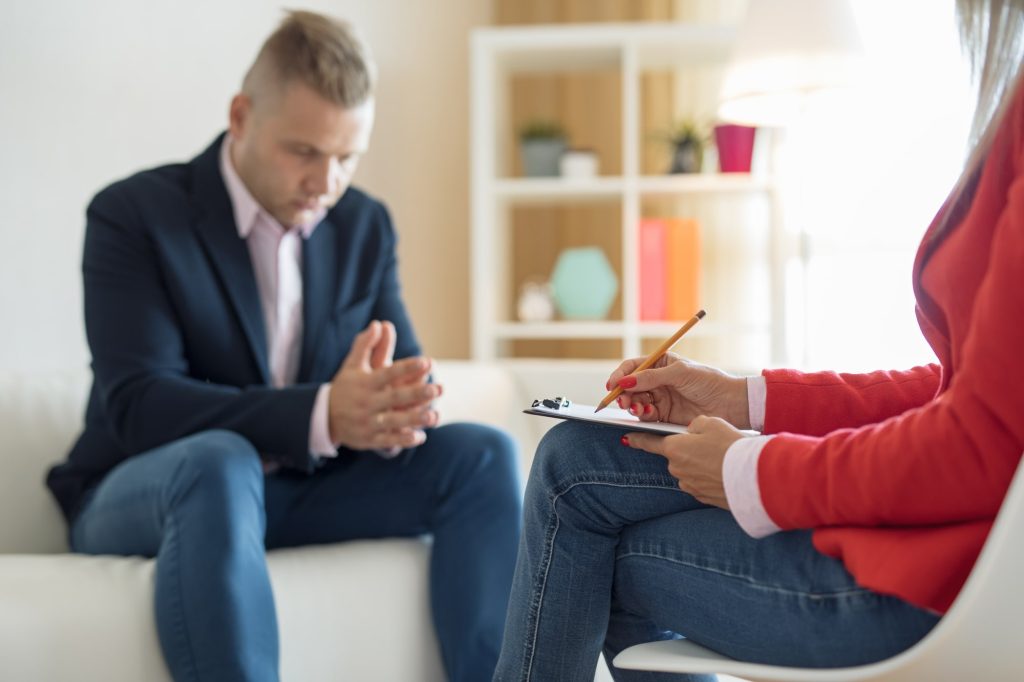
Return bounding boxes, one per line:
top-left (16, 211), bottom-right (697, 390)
top-left (46, 134), bottom-right (422, 521)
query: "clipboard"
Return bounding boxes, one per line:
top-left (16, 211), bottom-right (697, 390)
top-left (524, 401), bottom-right (689, 435)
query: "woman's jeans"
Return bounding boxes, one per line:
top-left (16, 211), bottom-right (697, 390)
top-left (71, 424), bottom-right (522, 682)
top-left (494, 422), bottom-right (940, 682)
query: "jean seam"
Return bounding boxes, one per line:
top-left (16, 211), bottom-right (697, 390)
top-left (615, 550), bottom-right (870, 600)
top-left (165, 514), bottom-right (201, 682)
top-left (521, 477), bottom-right (683, 681)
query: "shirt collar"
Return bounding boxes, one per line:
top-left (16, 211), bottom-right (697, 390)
top-left (219, 135), bottom-right (323, 239)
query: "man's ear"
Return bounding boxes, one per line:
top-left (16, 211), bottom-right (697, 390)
top-left (228, 94), bottom-right (251, 139)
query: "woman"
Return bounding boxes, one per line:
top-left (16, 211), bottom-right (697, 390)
top-left (494, 1), bottom-right (1024, 680)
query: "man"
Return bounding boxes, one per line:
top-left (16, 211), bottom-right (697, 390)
top-left (45, 11), bottom-right (521, 682)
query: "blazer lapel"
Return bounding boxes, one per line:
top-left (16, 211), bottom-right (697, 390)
top-left (190, 136), bottom-right (271, 384)
top-left (298, 217), bottom-right (339, 380)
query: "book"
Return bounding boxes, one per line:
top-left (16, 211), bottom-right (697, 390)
top-left (638, 219), bottom-right (667, 320)
top-left (664, 218), bottom-right (701, 321)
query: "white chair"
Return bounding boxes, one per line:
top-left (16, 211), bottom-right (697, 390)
top-left (613, 453), bottom-right (1024, 682)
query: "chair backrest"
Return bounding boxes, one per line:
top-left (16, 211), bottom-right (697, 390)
top-left (872, 450), bottom-right (1024, 681)
top-left (0, 370), bottom-right (90, 554)
top-left (614, 451), bottom-right (1024, 682)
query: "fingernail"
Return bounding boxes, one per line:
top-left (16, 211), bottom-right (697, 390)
top-left (605, 380), bottom-right (611, 390)
top-left (644, 404), bottom-right (653, 415)
top-left (630, 404), bottom-right (641, 415)
top-left (620, 435), bottom-right (629, 446)
top-left (618, 375), bottom-right (637, 389)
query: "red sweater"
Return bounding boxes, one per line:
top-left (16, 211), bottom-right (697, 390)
top-left (757, 81), bottom-right (1024, 614)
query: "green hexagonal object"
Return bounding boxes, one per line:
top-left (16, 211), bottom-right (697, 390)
top-left (550, 246), bottom-right (618, 320)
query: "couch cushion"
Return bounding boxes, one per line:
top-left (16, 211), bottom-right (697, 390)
top-left (0, 370), bottom-right (90, 553)
top-left (0, 539), bottom-right (444, 681)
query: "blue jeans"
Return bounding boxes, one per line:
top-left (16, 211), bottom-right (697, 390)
top-left (70, 424), bottom-right (522, 682)
top-left (494, 422), bottom-right (940, 682)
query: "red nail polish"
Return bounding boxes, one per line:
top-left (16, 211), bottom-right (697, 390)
top-left (618, 375), bottom-right (637, 389)
top-left (644, 404), bottom-right (653, 415)
top-left (620, 435), bottom-right (629, 446)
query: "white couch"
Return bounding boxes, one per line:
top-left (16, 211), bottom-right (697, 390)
top-left (0, 360), bottom-right (610, 681)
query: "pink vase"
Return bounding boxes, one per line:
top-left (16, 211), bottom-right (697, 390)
top-left (714, 124), bottom-right (757, 173)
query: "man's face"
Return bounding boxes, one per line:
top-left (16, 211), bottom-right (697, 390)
top-left (228, 82), bottom-right (375, 227)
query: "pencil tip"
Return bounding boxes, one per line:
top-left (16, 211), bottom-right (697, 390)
top-left (593, 405), bottom-right (603, 413)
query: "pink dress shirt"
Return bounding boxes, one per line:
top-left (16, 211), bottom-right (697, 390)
top-left (219, 137), bottom-right (337, 458)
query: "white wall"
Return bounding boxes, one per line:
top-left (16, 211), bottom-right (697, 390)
top-left (0, 0), bottom-right (488, 374)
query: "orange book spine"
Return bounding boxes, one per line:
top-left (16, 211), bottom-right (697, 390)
top-left (664, 218), bottom-right (701, 320)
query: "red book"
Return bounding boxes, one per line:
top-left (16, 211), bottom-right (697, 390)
top-left (639, 219), bottom-right (667, 320)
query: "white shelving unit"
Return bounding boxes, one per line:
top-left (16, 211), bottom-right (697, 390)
top-left (470, 22), bottom-right (793, 367)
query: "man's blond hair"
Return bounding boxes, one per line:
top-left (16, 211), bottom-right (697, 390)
top-left (242, 10), bottom-right (376, 108)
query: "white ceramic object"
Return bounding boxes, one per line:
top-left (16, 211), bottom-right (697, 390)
top-left (559, 149), bottom-right (599, 178)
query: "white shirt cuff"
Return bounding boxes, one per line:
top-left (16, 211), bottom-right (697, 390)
top-left (310, 384), bottom-right (404, 459)
top-left (309, 383), bottom-right (338, 457)
top-left (722, 434), bottom-right (782, 538)
top-left (746, 375), bottom-right (767, 432)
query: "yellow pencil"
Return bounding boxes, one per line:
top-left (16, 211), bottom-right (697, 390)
top-left (594, 309), bottom-right (706, 413)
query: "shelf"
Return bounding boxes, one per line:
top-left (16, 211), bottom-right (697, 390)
top-left (471, 21), bottom-right (788, 367)
top-left (636, 174), bottom-right (774, 195)
top-left (495, 320), bottom-right (764, 340)
top-left (494, 177), bottom-right (624, 203)
top-left (492, 174), bottom-right (773, 203)
top-left (636, 321), bottom-right (768, 337)
top-left (473, 23), bottom-right (735, 73)
top-left (495, 321), bottom-right (626, 339)
top-left (493, 356), bottom-right (762, 379)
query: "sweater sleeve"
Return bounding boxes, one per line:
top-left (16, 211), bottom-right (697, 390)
top-left (757, 175), bottom-right (1024, 530)
top-left (762, 365), bottom-right (940, 436)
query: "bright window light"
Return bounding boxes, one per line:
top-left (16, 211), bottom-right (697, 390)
top-left (780, 0), bottom-right (972, 371)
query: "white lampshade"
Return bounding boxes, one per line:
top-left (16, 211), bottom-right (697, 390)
top-left (719, 0), bottom-right (863, 127)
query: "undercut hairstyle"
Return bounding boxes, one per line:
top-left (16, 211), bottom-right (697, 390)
top-left (242, 10), bottom-right (377, 109)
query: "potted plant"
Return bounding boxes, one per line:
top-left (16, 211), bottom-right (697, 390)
top-left (519, 120), bottom-right (567, 177)
top-left (663, 119), bottom-right (710, 174)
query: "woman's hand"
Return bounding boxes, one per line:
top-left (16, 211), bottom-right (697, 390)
top-left (607, 353), bottom-right (750, 429)
top-left (622, 416), bottom-right (744, 509)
